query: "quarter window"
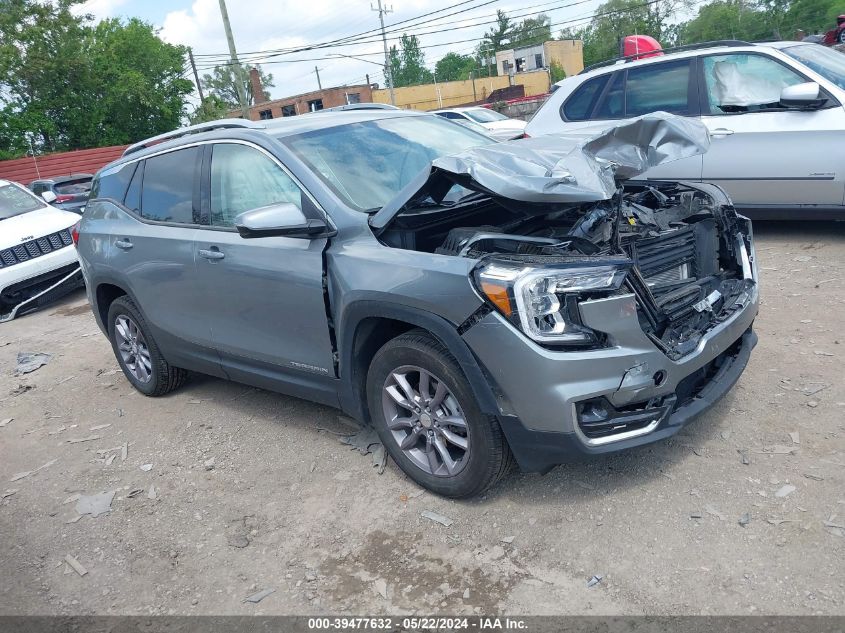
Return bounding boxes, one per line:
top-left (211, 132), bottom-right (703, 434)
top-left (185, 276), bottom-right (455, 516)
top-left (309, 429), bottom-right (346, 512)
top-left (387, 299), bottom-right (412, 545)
top-left (562, 74), bottom-right (610, 121)
top-left (209, 144), bottom-right (303, 228)
top-left (140, 147), bottom-right (199, 224)
top-left (92, 162), bottom-right (136, 203)
top-left (625, 60), bottom-right (691, 117)
top-left (702, 53), bottom-right (805, 114)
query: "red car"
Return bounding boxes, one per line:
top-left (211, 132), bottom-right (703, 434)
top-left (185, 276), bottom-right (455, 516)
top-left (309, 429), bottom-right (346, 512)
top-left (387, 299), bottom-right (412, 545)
top-left (822, 15), bottom-right (845, 46)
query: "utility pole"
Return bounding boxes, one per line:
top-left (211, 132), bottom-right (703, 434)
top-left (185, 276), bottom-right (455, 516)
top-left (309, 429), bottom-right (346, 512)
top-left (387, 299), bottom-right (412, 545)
top-left (217, 0), bottom-right (250, 119)
top-left (188, 47), bottom-right (205, 102)
top-left (371, 0), bottom-right (396, 106)
top-left (313, 66), bottom-right (323, 90)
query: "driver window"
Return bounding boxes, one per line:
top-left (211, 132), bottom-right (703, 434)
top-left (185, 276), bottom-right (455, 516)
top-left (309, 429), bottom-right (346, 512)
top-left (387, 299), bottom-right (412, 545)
top-left (210, 143), bottom-right (303, 228)
top-left (703, 54), bottom-right (804, 114)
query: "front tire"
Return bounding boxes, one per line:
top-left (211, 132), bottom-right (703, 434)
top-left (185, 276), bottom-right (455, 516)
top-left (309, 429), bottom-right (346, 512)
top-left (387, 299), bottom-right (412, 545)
top-left (366, 330), bottom-right (513, 498)
top-left (107, 296), bottom-right (187, 396)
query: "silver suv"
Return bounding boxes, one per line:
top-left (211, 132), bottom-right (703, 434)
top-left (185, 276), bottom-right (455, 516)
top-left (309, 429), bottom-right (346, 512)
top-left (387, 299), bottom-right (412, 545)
top-left (76, 111), bottom-right (758, 497)
top-left (527, 40), bottom-right (845, 219)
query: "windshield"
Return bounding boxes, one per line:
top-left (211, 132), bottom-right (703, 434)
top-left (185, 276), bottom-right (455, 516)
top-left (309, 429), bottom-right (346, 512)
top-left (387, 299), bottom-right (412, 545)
top-left (282, 115), bottom-right (494, 211)
top-left (463, 108), bottom-right (510, 123)
top-left (0, 183), bottom-right (46, 220)
top-left (782, 44), bottom-right (845, 90)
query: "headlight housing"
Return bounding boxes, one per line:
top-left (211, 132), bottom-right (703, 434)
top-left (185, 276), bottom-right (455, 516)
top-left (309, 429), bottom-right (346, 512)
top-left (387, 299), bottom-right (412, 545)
top-left (474, 261), bottom-right (629, 345)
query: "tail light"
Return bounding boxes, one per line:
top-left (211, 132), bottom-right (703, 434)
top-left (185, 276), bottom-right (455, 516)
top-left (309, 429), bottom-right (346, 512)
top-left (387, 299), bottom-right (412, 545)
top-left (71, 221), bottom-right (81, 247)
top-left (55, 194), bottom-right (75, 203)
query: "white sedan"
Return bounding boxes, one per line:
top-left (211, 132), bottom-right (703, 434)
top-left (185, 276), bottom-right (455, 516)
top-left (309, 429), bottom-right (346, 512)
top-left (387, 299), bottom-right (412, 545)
top-left (432, 106), bottom-right (527, 141)
top-left (0, 179), bottom-right (83, 322)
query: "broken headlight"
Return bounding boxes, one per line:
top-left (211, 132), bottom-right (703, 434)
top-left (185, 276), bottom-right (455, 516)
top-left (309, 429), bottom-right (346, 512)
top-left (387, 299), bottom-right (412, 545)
top-left (474, 262), bottom-right (629, 345)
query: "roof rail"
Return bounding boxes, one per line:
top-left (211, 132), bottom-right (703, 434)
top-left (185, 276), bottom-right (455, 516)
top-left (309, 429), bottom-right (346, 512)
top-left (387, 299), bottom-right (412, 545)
top-left (122, 119), bottom-right (266, 156)
top-left (579, 40), bottom-right (755, 74)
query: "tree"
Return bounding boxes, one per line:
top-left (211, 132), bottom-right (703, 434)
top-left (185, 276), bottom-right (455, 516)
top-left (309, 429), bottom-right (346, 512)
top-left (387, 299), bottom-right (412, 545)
top-left (679, 1), bottom-right (774, 43)
top-left (481, 10), bottom-right (513, 51)
top-left (0, 1), bottom-right (192, 156)
top-left (387, 34), bottom-right (433, 87)
top-left (549, 60), bottom-right (567, 84)
top-left (434, 52), bottom-right (477, 82)
top-left (189, 95), bottom-right (230, 124)
top-left (509, 13), bottom-right (552, 49)
top-left (200, 64), bottom-right (274, 108)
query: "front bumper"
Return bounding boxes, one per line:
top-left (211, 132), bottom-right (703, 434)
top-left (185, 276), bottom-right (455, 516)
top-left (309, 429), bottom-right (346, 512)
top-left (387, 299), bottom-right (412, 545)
top-left (0, 246), bottom-right (83, 321)
top-left (461, 280), bottom-right (759, 473)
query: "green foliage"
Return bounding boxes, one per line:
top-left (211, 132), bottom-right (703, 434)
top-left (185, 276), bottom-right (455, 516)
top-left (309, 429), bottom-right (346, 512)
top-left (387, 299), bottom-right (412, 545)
top-left (189, 95), bottom-right (231, 124)
top-left (387, 35), bottom-right (433, 87)
top-left (549, 61), bottom-right (567, 84)
top-left (509, 14), bottom-right (553, 49)
top-left (200, 64), bottom-right (274, 108)
top-left (434, 52), bottom-right (477, 82)
top-left (0, 0), bottom-right (192, 156)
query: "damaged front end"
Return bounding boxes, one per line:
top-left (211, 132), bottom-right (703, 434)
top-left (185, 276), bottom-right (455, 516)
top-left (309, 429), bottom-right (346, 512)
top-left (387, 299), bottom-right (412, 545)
top-left (372, 113), bottom-right (757, 362)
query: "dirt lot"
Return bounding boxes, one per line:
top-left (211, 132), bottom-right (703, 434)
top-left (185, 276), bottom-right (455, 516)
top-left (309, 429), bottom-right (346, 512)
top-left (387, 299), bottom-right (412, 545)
top-left (0, 221), bottom-right (843, 616)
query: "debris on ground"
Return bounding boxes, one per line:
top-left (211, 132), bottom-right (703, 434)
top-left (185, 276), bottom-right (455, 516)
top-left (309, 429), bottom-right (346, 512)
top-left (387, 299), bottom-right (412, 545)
top-left (64, 554), bottom-right (88, 577)
top-left (75, 491), bottom-right (115, 517)
top-left (242, 588), bottom-right (275, 604)
top-left (823, 517), bottom-right (845, 537)
top-left (690, 512), bottom-right (703, 519)
top-left (789, 431), bottom-right (800, 444)
top-left (501, 535), bottom-right (516, 544)
top-left (227, 533), bottom-right (249, 549)
top-left (9, 458), bottom-right (58, 482)
top-left (754, 445), bottom-right (798, 455)
top-left (339, 427), bottom-right (381, 454)
top-left (120, 443), bottom-right (128, 461)
top-left (89, 424), bottom-right (111, 431)
top-left (799, 383), bottom-right (829, 396)
top-left (766, 518), bottom-right (798, 526)
top-left (587, 575), bottom-right (603, 588)
top-left (126, 489), bottom-right (144, 499)
top-left (147, 485), bottom-right (157, 500)
top-left (204, 458), bottom-right (215, 471)
top-left (371, 444), bottom-right (387, 474)
top-left (105, 454), bottom-right (116, 466)
top-left (421, 510), bottom-right (453, 527)
top-left (775, 484), bottom-right (796, 498)
top-left (0, 417), bottom-right (12, 428)
top-left (14, 352), bottom-right (52, 376)
top-left (66, 435), bottom-right (102, 444)
top-left (738, 449), bottom-right (751, 465)
top-left (739, 513), bottom-right (751, 527)
top-left (813, 350), bottom-right (835, 357)
top-left (62, 493), bottom-right (81, 505)
top-left (2, 489), bottom-right (19, 499)
top-left (372, 578), bottom-right (388, 600)
top-left (803, 473), bottom-right (824, 481)
top-left (10, 384), bottom-right (33, 396)
top-left (807, 401), bottom-right (818, 408)
top-left (140, 463), bottom-right (153, 472)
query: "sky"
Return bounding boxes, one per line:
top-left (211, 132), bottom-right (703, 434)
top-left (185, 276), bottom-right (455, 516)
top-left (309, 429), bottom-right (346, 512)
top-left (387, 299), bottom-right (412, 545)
top-left (74, 0), bottom-right (608, 103)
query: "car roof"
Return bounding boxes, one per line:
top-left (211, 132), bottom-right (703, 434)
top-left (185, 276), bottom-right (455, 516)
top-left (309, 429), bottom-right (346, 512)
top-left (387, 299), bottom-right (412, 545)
top-left (264, 108), bottom-right (428, 138)
top-left (33, 174), bottom-right (94, 184)
top-left (432, 107), bottom-right (483, 113)
top-left (573, 40), bottom-right (804, 82)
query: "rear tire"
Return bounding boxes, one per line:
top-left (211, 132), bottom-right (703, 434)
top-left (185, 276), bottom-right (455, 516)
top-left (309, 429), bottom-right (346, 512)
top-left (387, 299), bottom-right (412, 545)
top-left (366, 329), bottom-right (513, 498)
top-left (107, 296), bottom-right (187, 396)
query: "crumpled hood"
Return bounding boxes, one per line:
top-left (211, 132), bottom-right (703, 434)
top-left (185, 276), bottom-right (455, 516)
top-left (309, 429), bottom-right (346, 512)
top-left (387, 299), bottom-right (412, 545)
top-left (370, 112), bottom-right (710, 230)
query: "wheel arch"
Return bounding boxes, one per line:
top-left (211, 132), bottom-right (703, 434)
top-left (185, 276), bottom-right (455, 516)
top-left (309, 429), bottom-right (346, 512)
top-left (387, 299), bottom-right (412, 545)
top-left (337, 301), bottom-right (503, 424)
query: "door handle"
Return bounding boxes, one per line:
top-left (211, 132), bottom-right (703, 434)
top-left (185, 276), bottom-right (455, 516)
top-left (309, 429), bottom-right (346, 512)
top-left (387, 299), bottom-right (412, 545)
top-left (114, 238), bottom-right (133, 250)
top-left (710, 128), bottom-right (734, 137)
top-left (199, 248), bottom-right (225, 261)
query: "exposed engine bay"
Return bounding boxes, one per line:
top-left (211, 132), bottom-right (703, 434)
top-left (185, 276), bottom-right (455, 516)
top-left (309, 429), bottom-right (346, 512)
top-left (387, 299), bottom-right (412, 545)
top-left (379, 180), bottom-right (756, 360)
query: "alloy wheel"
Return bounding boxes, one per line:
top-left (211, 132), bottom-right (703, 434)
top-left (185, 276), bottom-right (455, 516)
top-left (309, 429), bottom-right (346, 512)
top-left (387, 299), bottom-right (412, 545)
top-left (114, 315), bottom-right (152, 383)
top-left (381, 365), bottom-right (470, 477)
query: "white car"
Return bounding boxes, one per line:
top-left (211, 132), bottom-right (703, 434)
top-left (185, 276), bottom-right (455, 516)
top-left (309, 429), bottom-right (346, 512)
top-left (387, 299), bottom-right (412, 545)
top-left (526, 41), bottom-right (845, 219)
top-left (432, 106), bottom-right (527, 141)
top-left (0, 179), bottom-right (83, 322)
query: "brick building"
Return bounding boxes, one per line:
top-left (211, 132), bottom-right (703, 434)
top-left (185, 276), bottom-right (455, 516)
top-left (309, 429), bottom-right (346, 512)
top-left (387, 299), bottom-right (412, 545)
top-left (230, 68), bottom-right (374, 120)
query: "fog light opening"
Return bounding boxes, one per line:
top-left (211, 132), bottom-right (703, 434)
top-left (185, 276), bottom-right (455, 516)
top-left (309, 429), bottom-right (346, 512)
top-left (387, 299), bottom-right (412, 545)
top-left (653, 370), bottom-right (667, 387)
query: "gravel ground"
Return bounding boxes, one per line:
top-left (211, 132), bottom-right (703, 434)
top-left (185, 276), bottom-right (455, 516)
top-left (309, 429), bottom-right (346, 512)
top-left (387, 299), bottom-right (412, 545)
top-left (0, 221), bottom-right (843, 616)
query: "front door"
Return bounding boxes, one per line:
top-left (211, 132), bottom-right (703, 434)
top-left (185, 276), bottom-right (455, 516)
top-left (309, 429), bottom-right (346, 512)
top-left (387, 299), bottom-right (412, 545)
top-left (697, 52), bottom-right (845, 209)
top-left (193, 141), bottom-right (336, 396)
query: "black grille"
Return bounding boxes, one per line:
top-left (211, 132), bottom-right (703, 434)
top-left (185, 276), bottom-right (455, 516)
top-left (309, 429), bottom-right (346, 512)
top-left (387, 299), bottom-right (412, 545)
top-left (0, 229), bottom-right (73, 269)
top-left (634, 226), bottom-right (697, 282)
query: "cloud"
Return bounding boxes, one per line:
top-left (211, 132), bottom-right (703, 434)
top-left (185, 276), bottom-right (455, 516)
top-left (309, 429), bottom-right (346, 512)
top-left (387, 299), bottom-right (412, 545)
top-left (72, 0), bottom-right (129, 20)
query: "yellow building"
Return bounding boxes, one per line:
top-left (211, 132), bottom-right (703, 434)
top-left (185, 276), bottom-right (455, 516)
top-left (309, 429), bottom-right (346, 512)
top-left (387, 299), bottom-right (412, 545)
top-left (372, 69), bottom-right (551, 111)
top-left (495, 40), bottom-right (584, 78)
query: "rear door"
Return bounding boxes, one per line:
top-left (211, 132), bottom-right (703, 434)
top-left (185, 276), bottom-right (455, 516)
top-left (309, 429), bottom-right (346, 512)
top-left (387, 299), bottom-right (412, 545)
top-left (696, 51), bottom-right (845, 209)
top-left (104, 146), bottom-right (222, 375)
top-left (193, 141), bottom-right (336, 394)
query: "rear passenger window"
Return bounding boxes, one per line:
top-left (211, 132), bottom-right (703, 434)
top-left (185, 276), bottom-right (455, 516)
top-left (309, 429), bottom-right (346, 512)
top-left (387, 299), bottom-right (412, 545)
top-left (140, 147), bottom-right (200, 224)
top-left (625, 60), bottom-right (691, 117)
top-left (91, 162), bottom-right (136, 202)
top-left (562, 74), bottom-right (609, 121)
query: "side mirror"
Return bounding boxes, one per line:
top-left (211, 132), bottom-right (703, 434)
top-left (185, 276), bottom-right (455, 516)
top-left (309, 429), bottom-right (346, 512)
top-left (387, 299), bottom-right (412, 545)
top-left (780, 82), bottom-right (823, 108)
top-left (234, 203), bottom-right (328, 239)
top-left (41, 190), bottom-right (57, 203)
